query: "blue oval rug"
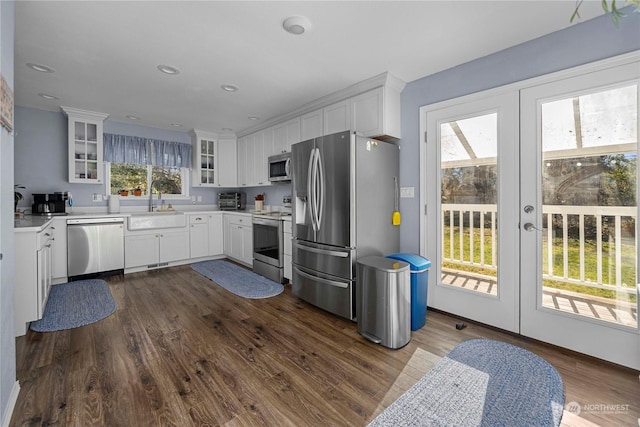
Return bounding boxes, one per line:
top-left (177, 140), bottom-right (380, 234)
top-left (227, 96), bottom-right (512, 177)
top-left (369, 339), bottom-right (565, 426)
top-left (191, 260), bottom-right (284, 299)
top-left (30, 279), bottom-right (116, 333)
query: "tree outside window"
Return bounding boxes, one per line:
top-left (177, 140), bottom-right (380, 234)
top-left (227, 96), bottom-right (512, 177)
top-left (108, 163), bottom-right (188, 197)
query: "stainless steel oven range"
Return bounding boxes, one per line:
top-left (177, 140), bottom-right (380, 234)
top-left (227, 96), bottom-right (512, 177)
top-left (252, 214), bottom-right (284, 283)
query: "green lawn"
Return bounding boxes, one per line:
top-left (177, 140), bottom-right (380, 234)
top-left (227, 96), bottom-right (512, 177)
top-left (443, 225), bottom-right (637, 303)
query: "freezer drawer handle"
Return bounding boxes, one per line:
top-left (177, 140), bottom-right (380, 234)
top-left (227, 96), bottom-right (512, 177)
top-left (294, 266), bottom-right (348, 289)
top-left (295, 242), bottom-right (349, 258)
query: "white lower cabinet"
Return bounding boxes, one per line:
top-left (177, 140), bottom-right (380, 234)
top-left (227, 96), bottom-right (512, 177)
top-left (189, 214), bottom-right (209, 258)
top-left (15, 222), bottom-right (54, 336)
top-left (189, 212), bottom-right (224, 258)
top-left (125, 228), bottom-right (189, 269)
top-left (208, 213), bottom-right (223, 256)
top-left (223, 213), bottom-right (253, 266)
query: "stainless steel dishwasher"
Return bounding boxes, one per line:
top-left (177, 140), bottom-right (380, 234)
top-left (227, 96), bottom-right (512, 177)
top-left (67, 217), bottom-right (125, 280)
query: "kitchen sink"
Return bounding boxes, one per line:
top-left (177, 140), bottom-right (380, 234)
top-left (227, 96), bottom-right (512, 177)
top-left (127, 211), bottom-right (186, 230)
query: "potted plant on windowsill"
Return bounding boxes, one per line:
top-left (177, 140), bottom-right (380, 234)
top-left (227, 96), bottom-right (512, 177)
top-left (133, 187), bottom-right (142, 197)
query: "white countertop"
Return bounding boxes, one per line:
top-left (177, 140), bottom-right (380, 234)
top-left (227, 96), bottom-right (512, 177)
top-left (12, 209), bottom-right (268, 232)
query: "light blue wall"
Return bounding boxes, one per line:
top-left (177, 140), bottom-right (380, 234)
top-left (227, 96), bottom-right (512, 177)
top-left (14, 107), bottom-right (293, 210)
top-left (398, 11), bottom-right (640, 254)
top-left (0, 1), bottom-right (16, 424)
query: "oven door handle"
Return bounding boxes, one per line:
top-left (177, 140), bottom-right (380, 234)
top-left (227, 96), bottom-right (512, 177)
top-left (252, 217), bottom-right (280, 226)
top-left (293, 266), bottom-right (348, 289)
top-left (294, 241), bottom-right (349, 258)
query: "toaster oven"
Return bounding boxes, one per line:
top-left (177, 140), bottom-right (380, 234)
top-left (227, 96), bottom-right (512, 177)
top-left (218, 192), bottom-right (246, 210)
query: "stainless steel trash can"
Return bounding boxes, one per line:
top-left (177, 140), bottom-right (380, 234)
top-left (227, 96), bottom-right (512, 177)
top-left (356, 256), bottom-right (411, 349)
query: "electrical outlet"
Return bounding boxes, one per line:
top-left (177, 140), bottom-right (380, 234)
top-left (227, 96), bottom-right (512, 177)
top-left (92, 193), bottom-right (102, 202)
top-left (197, 196), bottom-right (202, 202)
top-left (400, 187), bottom-right (414, 198)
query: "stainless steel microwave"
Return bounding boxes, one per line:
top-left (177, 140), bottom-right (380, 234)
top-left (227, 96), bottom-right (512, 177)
top-left (268, 152), bottom-right (292, 182)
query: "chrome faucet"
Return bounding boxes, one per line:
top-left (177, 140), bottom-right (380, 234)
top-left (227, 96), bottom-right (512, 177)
top-left (149, 181), bottom-right (162, 212)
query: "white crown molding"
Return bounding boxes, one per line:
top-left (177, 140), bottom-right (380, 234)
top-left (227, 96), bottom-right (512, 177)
top-left (60, 106), bottom-right (109, 121)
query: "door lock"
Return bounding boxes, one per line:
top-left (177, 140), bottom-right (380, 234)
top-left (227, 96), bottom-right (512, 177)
top-left (524, 205), bottom-right (534, 214)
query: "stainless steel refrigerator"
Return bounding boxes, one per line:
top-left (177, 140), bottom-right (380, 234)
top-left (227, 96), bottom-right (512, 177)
top-left (291, 130), bottom-right (400, 320)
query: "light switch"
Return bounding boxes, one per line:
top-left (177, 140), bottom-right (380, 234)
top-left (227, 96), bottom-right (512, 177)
top-left (400, 187), bottom-right (414, 198)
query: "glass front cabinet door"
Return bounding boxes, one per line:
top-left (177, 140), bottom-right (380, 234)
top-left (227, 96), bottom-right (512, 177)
top-left (62, 107), bottom-right (108, 184)
top-left (190, 129), bottom-right (218, 187)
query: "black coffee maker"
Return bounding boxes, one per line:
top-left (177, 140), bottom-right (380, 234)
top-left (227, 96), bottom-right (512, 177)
top-left (32, 193), bottom-right (68, 215)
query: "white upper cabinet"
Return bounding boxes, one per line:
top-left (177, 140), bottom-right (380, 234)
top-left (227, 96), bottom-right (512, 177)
top-left (238, 129), bottom-right (271, 187)
top-left (323, 99), bottom-right (351, 135)
top-left (351, 88), bottom-right (383, 137)
top-left (190, 129), bottom-right (237, 187)
top-left (272, 117), bottom-right (301, 154)
top-left (62, 107), bottom-right (108, 184)
top-left (300, 109), bottom-right (323, 141)
top-left (237, 134), bottom-right (253, 187)
top-left (217, 136), bottom-right (238, 187)
top-left (234, 73), bottom-right (404, 188)
top-left (351, 85), bottom-right (402, 139)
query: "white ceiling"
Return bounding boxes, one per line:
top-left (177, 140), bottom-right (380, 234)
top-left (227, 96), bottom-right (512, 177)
top-left (14, 1), bottom-right (604, 136)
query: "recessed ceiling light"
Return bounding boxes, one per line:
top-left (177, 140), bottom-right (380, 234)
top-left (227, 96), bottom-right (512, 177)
top-left (27, 62), bottom-right (55, 73)
top-left (283, 16), bottom-right (311, 35)
top-left (248, 116), bottom-right (260, 121)
top-left (126, 115), bottom-right (140, 120)
top-left (38, 93), bottom-right (59, 100)
top-left (221, 84), bottom-right (239, 92)
top-left (171, 123), bottom-right (183, 127)
top-left (157, 64), bottom-right (180, 75)
top-left (221, 128), bottom-right (234, 132)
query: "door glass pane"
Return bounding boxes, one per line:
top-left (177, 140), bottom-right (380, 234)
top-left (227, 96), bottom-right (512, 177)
top-left (440, 113), bottom-right (498, 295)
top-left (540, 84), bottom-right (637, 327)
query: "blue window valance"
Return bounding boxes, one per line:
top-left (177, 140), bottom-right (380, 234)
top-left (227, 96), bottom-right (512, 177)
top-left (103, 133), bottom-right (192, 168)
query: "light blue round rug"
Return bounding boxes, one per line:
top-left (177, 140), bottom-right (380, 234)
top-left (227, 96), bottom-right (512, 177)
top-left (30, 279), bottom-right (116, 333)
top-left (369, 339), bottom-right (565, 426)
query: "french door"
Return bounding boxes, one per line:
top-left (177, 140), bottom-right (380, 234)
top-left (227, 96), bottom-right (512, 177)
top-left (424, 91), bottom-right (520, 332)
top-left (422, 58), bottom-right (639, 369)
top-left (520, 63), bottom-right (639, 370)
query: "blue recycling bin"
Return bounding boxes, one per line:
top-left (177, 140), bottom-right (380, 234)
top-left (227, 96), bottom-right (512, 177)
top-left (386, 253), bottom-right (431, 331)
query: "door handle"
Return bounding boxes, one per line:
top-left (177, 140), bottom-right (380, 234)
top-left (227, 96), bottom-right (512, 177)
top-left (523, 223), bottom-right (540, 232)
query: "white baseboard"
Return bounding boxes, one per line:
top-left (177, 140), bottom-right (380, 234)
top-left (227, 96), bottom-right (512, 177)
top-left (1, 381), bottom-right (20, 427)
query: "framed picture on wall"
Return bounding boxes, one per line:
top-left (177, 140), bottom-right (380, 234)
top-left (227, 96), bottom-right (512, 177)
top-left (1, 74), bottom-right (14, 132)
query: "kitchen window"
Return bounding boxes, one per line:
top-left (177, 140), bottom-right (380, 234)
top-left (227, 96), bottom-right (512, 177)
top-left (103, 133), bottom-right (191, 198)
top-left (107, 163), bottom-right (190, 198)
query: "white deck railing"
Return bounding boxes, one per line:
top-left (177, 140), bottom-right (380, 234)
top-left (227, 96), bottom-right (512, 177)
top-left (441, 203), bottom-right (637, 295)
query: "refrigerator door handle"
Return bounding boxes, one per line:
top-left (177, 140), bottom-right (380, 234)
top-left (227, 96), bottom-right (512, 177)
top-left (316, 149), bottom-right (324, 230)
top-left (295, 241), bottom-right (349, 258)
top-left (311, 148), bottom-right (321, 232)
top-left (307, 148), bottom-right (317, 231)
top-left (293, 266), bottom-right (349, 289)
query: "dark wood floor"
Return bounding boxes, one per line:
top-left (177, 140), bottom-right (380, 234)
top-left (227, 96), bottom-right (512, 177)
top-left (11, 264), bottom-right (640, 426)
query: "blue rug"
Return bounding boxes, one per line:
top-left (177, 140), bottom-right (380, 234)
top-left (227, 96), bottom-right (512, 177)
top-left (191, 260), bottom-right (284, 299)
top-left (369, 339), bottom-right (565, 426)
top-left (30, 279), bottom-right (116, 332)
